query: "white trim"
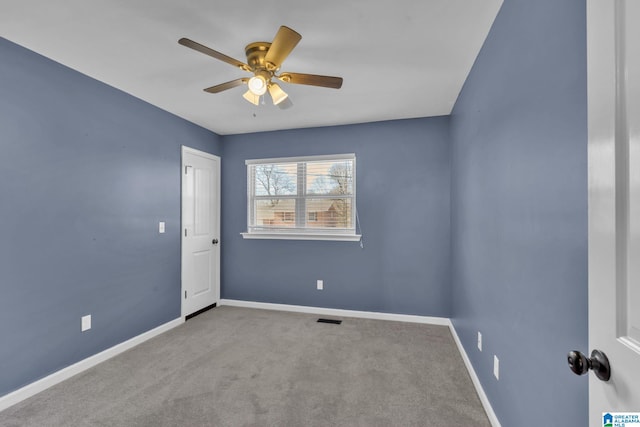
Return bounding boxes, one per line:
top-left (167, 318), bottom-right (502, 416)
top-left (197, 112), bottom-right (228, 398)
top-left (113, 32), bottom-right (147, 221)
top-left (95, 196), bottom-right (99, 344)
top-left (240, 232), bottom-right (361, 241)
top-left (448, 324), bottom-right (502, 427)
top-left (245, 153), bottom-right (355, 165)
top-left (0, 317), bottom-right (183, 412)
top-left (220, 299), bottom-right (451, 326)
top-left (181, 145), bottom-right (219, 161)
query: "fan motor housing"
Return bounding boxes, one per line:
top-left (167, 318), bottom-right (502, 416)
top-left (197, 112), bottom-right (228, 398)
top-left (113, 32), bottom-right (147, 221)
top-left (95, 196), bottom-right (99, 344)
top-left (245, 42), bottom-right (272, 71)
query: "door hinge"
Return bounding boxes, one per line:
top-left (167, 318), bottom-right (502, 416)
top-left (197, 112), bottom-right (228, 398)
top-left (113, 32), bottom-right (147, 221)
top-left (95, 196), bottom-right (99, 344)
top-left (185, 165), bottom-right (192, 174)
top-left (184, 290), bottom-right (187, 299)
top-left (185, 228), bottom-right (187, 237)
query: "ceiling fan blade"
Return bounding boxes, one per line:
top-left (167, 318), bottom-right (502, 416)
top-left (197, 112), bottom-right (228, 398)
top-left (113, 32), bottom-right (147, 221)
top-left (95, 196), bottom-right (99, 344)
top-left (203, 78), bottom-right (249, 94)
top-left (264, 26), bottom-right (302, 70)
top-left (278, 72), bottom-right (343, 89)
top-left (179, 38), bottom-right (250, 71)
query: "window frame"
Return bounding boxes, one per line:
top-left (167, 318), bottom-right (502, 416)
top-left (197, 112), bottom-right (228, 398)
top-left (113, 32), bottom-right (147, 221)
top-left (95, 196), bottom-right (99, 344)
top-left (241, 153), bottom-right (361, 241)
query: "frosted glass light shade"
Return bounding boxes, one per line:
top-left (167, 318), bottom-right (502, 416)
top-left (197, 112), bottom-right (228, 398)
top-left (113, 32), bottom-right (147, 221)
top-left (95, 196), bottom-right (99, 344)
top-left (242, 90), bottom-right (260, 105)
top-left (248, 75), bottom-right (267, 95)
top-left (268, 83), bottom-right (288, 105)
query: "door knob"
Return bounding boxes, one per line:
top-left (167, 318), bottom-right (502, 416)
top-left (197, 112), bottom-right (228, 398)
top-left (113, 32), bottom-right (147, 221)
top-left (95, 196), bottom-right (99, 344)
top-left (212, 238), bottom-right (219, 245)
top-left (567, 349), bottom-right (611, 381)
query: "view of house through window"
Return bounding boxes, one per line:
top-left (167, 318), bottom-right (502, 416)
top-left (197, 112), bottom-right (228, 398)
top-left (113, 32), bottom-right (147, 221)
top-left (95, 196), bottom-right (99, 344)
top-left (244, 154), bottom-right (357, 240)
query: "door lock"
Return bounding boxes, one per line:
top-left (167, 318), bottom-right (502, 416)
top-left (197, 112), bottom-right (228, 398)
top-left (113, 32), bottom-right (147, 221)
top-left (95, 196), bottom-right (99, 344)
top-left (567, 349), bottom-right (611, 381)
top-left (212, 238), bottom-right (219, 245)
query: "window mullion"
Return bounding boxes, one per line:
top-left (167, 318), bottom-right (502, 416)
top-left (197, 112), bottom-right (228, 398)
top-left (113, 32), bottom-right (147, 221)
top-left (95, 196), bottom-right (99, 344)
top-left (296, 162), bottom-right (306, 228)
top-left (253, 195), bottom-right (297, 200)
top-left (248, 165), bottom-right (255, 230)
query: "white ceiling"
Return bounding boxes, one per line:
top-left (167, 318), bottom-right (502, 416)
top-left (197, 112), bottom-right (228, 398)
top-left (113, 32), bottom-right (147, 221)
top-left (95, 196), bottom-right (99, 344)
top-left (1, 0), bottom-right (503, 135)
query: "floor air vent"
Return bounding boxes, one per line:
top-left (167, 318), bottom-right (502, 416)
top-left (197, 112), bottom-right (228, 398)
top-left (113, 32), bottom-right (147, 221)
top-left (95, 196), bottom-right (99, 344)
top-left (317, 318), bottom-right (342, 325)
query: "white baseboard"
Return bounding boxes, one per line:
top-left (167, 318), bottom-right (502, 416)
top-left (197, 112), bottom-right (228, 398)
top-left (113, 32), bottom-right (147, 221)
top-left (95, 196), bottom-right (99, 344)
top-left (219, 299), bottom-right (451, 325)
top-left (448, 324), bottom-right (501, 427)
top-left (0, 317), bottom-right (184, 413)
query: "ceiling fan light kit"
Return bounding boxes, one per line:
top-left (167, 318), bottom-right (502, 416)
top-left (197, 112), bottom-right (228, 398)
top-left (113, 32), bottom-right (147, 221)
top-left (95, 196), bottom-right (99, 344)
top-left (178, 26), bottom-right (343, 108)
top-left (268, 83), bottom-right (288, 105)
top-left (247, 73), bottom-right (268, 96)
top-left (242, 90), bottom-right (261, 106)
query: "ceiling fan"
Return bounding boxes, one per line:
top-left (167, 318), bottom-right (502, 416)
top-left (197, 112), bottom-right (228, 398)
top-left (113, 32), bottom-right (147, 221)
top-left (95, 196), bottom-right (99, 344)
top-left (178, 26), bottom-right (343, 108)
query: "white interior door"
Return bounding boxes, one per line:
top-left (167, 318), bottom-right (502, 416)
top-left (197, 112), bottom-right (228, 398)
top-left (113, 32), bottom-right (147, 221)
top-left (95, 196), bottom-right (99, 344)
top-left (588, 0), bottom-right (640, 423)
top-left (181, 146), bottom-right (220, 317)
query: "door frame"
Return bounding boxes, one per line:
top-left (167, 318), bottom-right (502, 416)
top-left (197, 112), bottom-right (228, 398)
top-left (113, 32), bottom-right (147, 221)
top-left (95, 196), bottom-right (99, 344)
top-left (587, 0), bottom-right (617, 421)
top-left (180, 145), bottom-right (221, 318)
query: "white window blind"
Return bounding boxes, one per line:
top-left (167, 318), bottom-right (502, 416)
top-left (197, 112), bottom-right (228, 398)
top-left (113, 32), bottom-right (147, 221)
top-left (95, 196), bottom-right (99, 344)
top-left (242, 154), bottom-right (360, 241)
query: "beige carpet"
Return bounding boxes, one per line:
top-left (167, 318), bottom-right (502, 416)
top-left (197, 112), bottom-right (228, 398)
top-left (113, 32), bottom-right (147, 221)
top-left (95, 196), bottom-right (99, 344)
top-left (0, 306), bottom-right (490, 426)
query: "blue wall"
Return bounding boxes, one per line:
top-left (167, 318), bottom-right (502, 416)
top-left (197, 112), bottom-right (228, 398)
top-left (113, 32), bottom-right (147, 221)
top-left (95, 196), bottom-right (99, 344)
top-left (221, 118), bottom-right (452, 317)
top-left (449, 0), bottom-right (588, 425)
top-left (0, 38), bottom-right (221, 396)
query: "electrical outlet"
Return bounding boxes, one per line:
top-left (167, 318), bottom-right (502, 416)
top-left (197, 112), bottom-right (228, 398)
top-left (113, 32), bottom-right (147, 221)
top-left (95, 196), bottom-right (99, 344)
top-left (159, 222), bottom-right (165, 233)
top-left (81, 315), bottom-right (92, 332)
top-left (477, 332), bottom-right (482, 351)
top-left (317, 280), bottom-right (323, 290)
top-left (494, 355), bottom-right (500, 380)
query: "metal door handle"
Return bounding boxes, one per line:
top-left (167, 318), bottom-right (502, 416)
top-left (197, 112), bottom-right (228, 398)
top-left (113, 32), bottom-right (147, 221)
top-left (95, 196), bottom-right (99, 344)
top-left (212, 238), bottom-right (219, 245)
top-left (567, 349), bottom-right (611, 381)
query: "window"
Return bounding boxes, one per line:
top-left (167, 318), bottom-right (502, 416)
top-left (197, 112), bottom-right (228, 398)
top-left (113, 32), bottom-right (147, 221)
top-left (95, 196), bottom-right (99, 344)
top-left (242, 154), bottom-right (360, 241)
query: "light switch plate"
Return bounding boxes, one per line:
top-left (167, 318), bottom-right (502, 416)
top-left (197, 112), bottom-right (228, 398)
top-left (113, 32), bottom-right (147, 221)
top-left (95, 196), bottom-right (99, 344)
top-left (81, 315), bottom-right (91, 332)
top-left (317, 280), bottom-right (323, 290)
top-left (493, 355), bottom-right (500, 380)
top-left (159, 222), bottom-right (165, 233)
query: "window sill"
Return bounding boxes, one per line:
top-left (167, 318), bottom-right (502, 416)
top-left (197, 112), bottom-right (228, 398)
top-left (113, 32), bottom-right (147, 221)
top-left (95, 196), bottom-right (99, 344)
top-left (241, 232), bottom-right (362, 242)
